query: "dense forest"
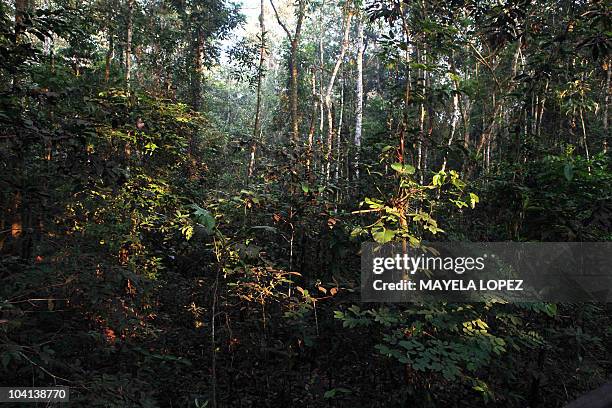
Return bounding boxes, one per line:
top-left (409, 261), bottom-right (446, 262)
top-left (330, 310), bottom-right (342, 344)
top-left (0, 0), bottom-right (611, 406)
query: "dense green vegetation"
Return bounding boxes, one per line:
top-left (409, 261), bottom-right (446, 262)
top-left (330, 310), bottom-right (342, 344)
top-left (0, 0), bottom-right (610, 406)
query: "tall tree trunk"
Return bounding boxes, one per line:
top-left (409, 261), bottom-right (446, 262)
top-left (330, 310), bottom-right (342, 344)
top-left (325, 8), bottom-right (353, 181)
top-left (13, 0), bottom-right (28, 90)
top-left (306, 67), bottom-right (317, 176)
top-left (334, 77), bottom-right (344, 184)
top-left (398, 1), bottom-right (411, 170)
top-left (536, 79), bottom-right (548, 138)
top-left (105, 31), bottom-right (114, 83)
top-left (289, 41), bottom-right (300, 142)
top-left (7, 0), bottom-right (29, 256)
top-left (126, 0), bottom-right (134, 92)
top-left (318, 12), bottom-right (325, 170)
top-left (604, 59), bottom-right (610, 154)
top-left (14, 0), bottom-right (27, 39)
top-left (193, 27), bottom-right (205, 110)
top-left (269, 0), bottom-right (306, 143)
top-left (463, 65), bottom-right (474, 150)
top-left (354, 18), bottom-right (364, 179)
top-left (248, 0), bottom-right (266, 179)
top-left (417, 46), bottom-right (426, 183)
top-left (580, 107), bottom-right (590, 164)
top-left (442, 77), bottom-right (460, 172)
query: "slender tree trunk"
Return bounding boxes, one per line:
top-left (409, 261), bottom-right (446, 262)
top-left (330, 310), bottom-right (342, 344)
top-left (579, 69), bottom-right (591, 167)
top-left (154, 42), bottom-right (162, 93)
top-left (248, 0), bottom-right (266, 178)
top-left (604, 60), bottom-right (610, 153)
top-left (354, 18), bottom-right (364, 179)
top-left (398, 1), bottom-right (411, 171)
top-left (269, 0), bottom-right (306, 143)
top-left (580, 107), bottom-right (590, 163)
top-left (536, 79), bottom-right (548, 138)
top-left (335, 77), bottom-right (344, 184)
top-left (291, 1), bottom-right (306, 143)
top-left (186, 28), bottom-right (206, 178)
top-left (417, 46), bottom-right (426, 183)
top-left (306, 67), bottom-right (317, 176)
top-left (135, 45), bottom-right (144, 87)
top-left (289, 42), bottom-right (300, 142)
top-left (7, 0), bottom-right (29, 256)
top-left (325, 9), bottom-right (353, 181)
top-left (105, 31), bottom-right (114, 83)
top-left (193, 27), bottom-right (205, 110)
top-left (463, 67), bottom-right (473, 150)
top-left (442, 79), bottom-right (460, 172)
top-left (126, 0), bottom-right (134, 92)
top-left (13, 0), bottom-right (28, 90)
top-left (325, 96), bottom-right (334, 181)
top-left (318, 17), bottom-right (325, 169)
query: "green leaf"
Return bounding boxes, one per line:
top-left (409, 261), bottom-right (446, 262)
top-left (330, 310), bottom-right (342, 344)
top-left (469, 193), bottom-right (479, 209)
top-left (391, 162), bottom-right (416, 175)
top-left (564, 162), bottom-right (574, 181)
top-left (350, 226), bottom-right (365, 239)
top-left (324, 387), bottom-right (351, 399)
top-left (432, 173), bottom-right (443, 186)
top-left (545, 303), bottom-right (557, 317)
top-left (372, 228), bottom-right (396, 243)
top-left (448, 72), bottom-right (461, 82)
top-left (324, 390), bottom-right (337, 399)
top-left (188, 204), bottom-right (215, 234)
top-left (144, 142), bottom-right (158, 153)
top-left (181, 225), bottom-right (194, 240)
top-left (451, 199), bottom-right (468, 209)
top-left (364, 197), bottom-right (383, 209)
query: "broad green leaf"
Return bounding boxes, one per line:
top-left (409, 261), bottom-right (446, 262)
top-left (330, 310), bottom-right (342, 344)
top-left (373, 228), bottom-right (396, 243)
top-left (391, 162), bottom-right (416, 175)
top-left (188, 204), bottom-right (215, 234)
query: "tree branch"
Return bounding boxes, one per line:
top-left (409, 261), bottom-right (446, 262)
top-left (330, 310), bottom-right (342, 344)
top-left (269, 0), bottom-right (292, 43)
